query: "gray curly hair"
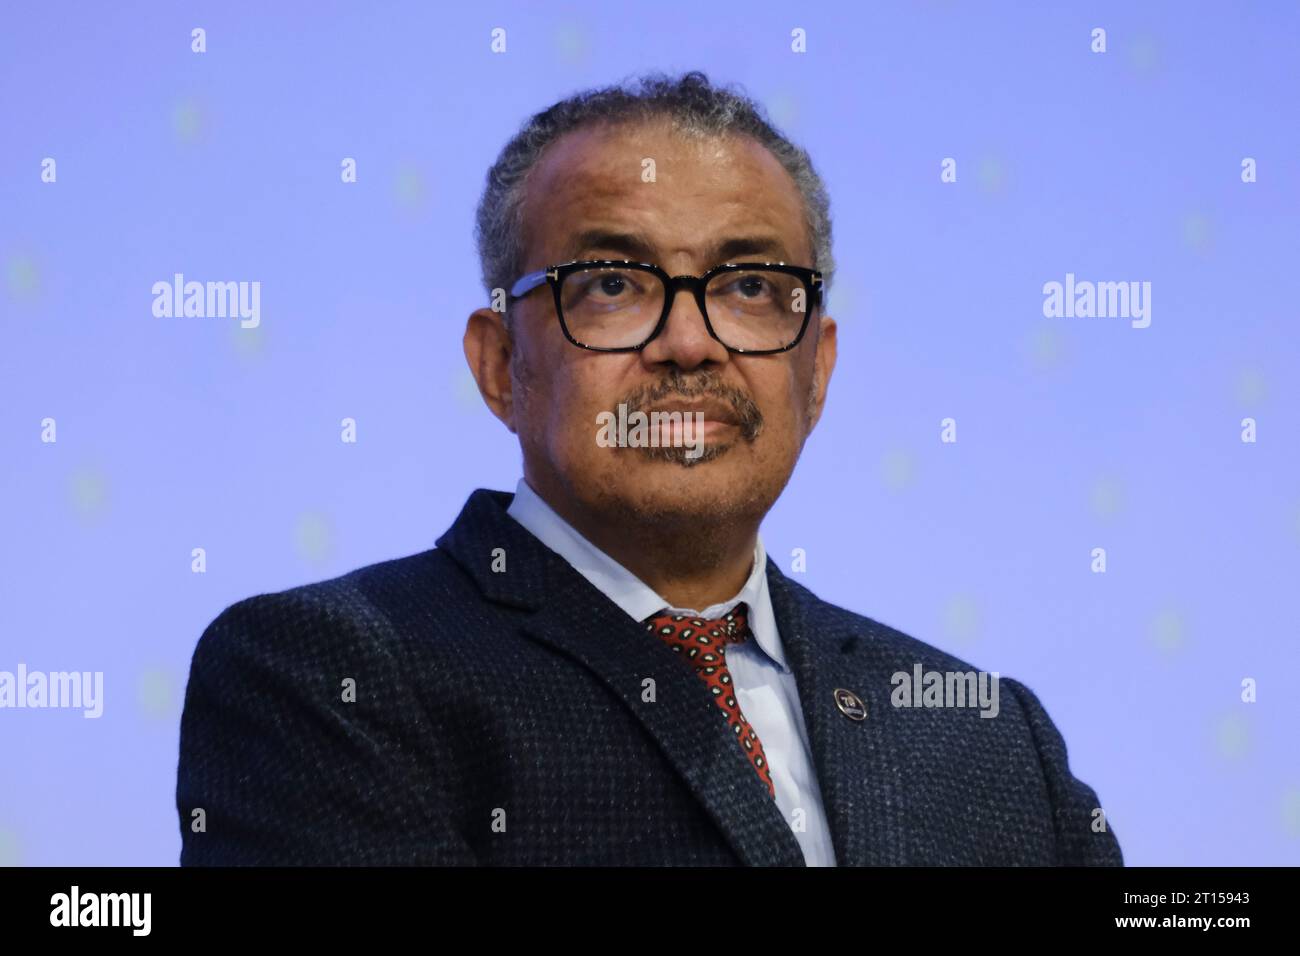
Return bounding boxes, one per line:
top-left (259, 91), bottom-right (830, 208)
top-left (473, 69), bottom-right (835, 320)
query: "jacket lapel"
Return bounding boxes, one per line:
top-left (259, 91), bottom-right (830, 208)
top-left (436, 489), bottom-right (806, 866)
top-left (766, 562), bottom-right (908, 865)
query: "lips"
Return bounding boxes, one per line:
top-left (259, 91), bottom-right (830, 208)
top-left (618, 372), bottom-right (764, 445)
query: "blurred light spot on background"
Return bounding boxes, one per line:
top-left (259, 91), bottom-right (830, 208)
top-left (942, 593), bottom-right (982, 646)
top-left (976, 155), bottom-right (1009, 196)
top-left (69, 466), bottom-right (110, 524)
top-left (294, 511), bottom-right (333, 565)
top-left (1211, 711), bottom-right (1251, 760)
top-left (1150, 607), bottom-right (1186, 655)
top-left (1089, 475), bottom-right (1125, 519)
top-left (1125, 34), bottom-right (1163, 77)
top-left (1234, 367), bottom-right (1267, 407)
top-left (553, 22), bottom-right (589, 65)
top-left (1182, 212), bottom-right (1213, 255)
top-left (6, 253), bottom-right (40, 300)
top-left (172, 97), bottom-right (209, 145)
top-left (393, 164), bottom-right (428, 212)
top-left (136, 668), bottom-right (176, 721)
top-left (826, 278), bottom-right (860, 323)
top-left (764, 90), bottom-right (800, 130)
top-left (1027, 324), bottom-right (1069, 371)
top-left (228, 318), bottom-right (267, 361)
top-left (455, 367), bottom-right (487, 413)
top-left (880, 448), bottom-right (916, 491)
top-left (0, 828), bottom-right (20, 866)
top-left (1283, 787), bottom-right (1300, 838)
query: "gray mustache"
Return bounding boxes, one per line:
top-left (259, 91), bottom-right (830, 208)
top-left (618, 372), bottom-right (763, 442)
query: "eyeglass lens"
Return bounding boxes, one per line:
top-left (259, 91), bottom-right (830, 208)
top-left (558, 266), bottom-right (809, 350)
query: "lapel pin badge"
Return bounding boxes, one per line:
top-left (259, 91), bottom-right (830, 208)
top-left (833, 687), bottom-right (867, 721)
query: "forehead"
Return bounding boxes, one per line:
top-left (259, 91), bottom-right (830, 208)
top-left (517, 118), bottom-right (812, 266)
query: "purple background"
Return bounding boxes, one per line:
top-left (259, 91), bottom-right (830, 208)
top-left (1, 0), bottom-right (1297, 866)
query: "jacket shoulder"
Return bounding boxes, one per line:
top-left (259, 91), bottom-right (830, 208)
top-left (188, 546), bottom-right (474, 678)
top-left (777, 572), bottom-right (989, 675)
top-left (777, 574), bottom-right (1124, 865)
top-left (177, 546), bottom-right (478, 864)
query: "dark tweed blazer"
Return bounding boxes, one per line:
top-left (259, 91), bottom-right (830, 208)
top-left (176, 488), bottom-right (1123, 866)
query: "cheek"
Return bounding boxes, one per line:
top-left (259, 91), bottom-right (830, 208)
top-left (756, 370), bottom-right (808, 437)
top-left (531, 367), bottom-right (604, 463)
top-left (545, 354), bottom-right (644, 444)
top-left (781, 353), bottom-right (820, 428)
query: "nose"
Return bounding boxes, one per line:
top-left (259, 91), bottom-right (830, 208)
top-left (638, 278), bottom-right (729, 370)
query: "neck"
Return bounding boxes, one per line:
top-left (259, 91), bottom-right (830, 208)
top-left (527, 476), bottom-right (759, 611)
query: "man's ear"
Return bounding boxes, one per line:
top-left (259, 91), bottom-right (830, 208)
top-left (806, 313), bottom-right (837, 433)
top-left (463, 307), bottom-right (517, 433)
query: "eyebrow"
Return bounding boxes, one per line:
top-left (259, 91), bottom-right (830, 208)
top-left (566, 228), bottom-right (793, 265)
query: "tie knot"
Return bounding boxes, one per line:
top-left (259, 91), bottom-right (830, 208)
top-left (645, 603), bottom-right (751, 667)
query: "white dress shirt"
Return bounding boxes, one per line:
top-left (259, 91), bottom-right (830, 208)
top-left (506, 477), bottom-right (837, 866)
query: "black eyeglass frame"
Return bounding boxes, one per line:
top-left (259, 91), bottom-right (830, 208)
top-left (507, 259), bottom-right (824, 354)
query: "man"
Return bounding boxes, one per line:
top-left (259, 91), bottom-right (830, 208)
top-left (176, 70), bottom-right (1122, 866)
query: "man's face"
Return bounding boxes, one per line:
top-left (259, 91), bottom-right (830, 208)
top-left (483, 118), bottom-right (836, 533)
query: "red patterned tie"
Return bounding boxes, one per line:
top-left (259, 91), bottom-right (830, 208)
top-left (644, 603), bottom-right (776, 799)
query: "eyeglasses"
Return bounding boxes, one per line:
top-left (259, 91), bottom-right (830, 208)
top-left (507, 259), bottom-right (823, 354)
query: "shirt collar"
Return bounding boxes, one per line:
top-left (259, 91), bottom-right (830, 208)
top-left (505, 477), bottom-right (789, 673)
